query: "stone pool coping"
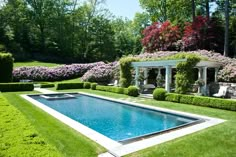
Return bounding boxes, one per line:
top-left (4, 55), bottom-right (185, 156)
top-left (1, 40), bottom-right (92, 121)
top-left (21, 89), bottom-right (225, 157)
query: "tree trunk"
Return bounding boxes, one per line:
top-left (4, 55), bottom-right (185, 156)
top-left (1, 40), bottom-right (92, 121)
top-left (192, 0), bottom-right (196, 21)
top-left (224, 0), bottom-right (229, 56)
top-left (206, 0), bottom-right (210, 20)
top-left (39, 24), bottom-right (45, 53)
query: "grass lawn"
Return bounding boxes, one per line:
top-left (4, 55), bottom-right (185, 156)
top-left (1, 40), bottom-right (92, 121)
top-left (2, 91), bottom-right (105, 157)
top-left (14, 61), bottom-right (61, 68)
top-left (0, 93), bottom-right (61, 157)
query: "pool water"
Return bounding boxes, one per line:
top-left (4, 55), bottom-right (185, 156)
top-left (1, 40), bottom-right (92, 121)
top-left (30, 94), bottom-right (199, 142)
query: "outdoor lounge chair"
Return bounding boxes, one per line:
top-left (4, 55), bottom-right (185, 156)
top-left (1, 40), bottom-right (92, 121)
top-left (141, 84), bottom-right (156, 94)
top-left (213, 86), bottom-right (229, 98)
top-left (108, 80), bottom-right (118, 86)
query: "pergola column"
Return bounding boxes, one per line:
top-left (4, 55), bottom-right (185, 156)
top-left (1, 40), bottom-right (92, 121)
top-left (202, 67), bottom-right (208, 95)
top-left (215, 68), bottom-right (219, 83)
top-left (135, 67), bottom-right (139, 87)
top-left (198, 68), bottom-right (203, 93)
top-left (165, 65), bottom-right (171, 92)
top-left (144, 68), bottom-right (148, 85)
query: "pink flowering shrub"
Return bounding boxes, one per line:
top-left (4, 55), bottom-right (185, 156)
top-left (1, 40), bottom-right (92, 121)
top-left (13, 62), bottom-right (105, 81)
top-left (81, 62), bottom-right (118, 84)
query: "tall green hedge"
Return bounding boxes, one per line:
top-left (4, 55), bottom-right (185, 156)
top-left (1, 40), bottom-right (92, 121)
top-left (119, 57), bottom-right (139, 87)
top-left (0, 53), bottom-right (14, 83)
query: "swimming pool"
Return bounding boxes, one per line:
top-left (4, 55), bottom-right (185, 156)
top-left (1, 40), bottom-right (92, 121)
top-left (22, 92), bottom-right (225, 156)
top-left (29, 93), bottom-right (201, 142)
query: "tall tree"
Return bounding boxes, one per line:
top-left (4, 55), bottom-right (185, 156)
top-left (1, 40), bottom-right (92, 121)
top-left (192, 0), bottom-right (196, 20)
top-left (224, 0), bottom-right (230, 56)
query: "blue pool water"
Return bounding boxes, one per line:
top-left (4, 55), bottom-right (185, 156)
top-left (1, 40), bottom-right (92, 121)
top-left (30, 93), bottom-right (199, 142)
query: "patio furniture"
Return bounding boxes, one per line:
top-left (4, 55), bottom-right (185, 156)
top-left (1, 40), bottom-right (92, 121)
top-left (213, 86), bottom-right (229, 98)
top-left (108, 80), bottom-right (118, 86)
top-left (141, 84), bottom-right (156, 94)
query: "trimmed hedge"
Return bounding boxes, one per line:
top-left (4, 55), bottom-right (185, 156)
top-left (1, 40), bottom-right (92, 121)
top-left (83, 82), bottom-right (91, 89)
top-left (56, 83), bottom-right (84, 90)
top-left (0, 83), bottom-right (34, 92)
top-left (0, 53), bottom-right (14, 82)
top-left (127, 86), bottom-right (139, 97)
top-left (40, 83), bottom-right (55, 88)
top-left (96, 85), bottom-right (128, 95)
top-left (163, 93), bottom-right (236, 111)
top-left (91, 83), bottom-right (97, 90)
top-left (153, 88), bottom-right (167, 101)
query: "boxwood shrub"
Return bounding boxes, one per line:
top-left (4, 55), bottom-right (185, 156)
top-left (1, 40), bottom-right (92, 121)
top-left (0, 83), bottom-right (34, 92)
top-left (83, 82), bottom-right (91, 89)
top-left (40, 83), bottom-right (55, 88)
top-left (96, 85), bottom-right (127, 95)
top-left (153, 88), bottom-right (167, 101)
top-left (0, 53), bottom-right (14, 83)
top-left (91, 83), bottom-right (97, 90)
top-left (165, 93), bottom-right (181, 102)
top-left (160, 92), bottom-right (236, 111)
top-left (127, 86), bottom-right (139, 97)
top-left (56, 83), bottom-right (84, 90)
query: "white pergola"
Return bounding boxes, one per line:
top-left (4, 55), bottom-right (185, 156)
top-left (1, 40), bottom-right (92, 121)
top-left (131, 59), bottom-right (222, 95)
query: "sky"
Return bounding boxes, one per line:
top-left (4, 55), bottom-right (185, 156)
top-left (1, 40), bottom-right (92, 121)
top-left (105, 0), bottom-right (143, 19)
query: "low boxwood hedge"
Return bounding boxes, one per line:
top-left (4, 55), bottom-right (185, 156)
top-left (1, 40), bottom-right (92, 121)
top-left (163, 93), bottom-right (236, 111)
top-left (153, 88), bottom-right (167, 101)
top-left (91, 83), bottom-right (97, 90)
top-left (56, 83), bottom-right (84, 90)
top-left (96, 85), bottom-right (128, 95)
top-left (40, 83), bottom-right (55, 88)
top-left (127, 86), bottom-right (139, 97)
top-left (83, 82), bottom-right (91, 89)
top-left (0, 83), bottom-right (34, 92)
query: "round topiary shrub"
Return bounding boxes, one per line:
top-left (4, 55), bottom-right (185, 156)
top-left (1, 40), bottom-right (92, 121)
top-left (91, 83), bottom-right (97, 90)
top-left (83, 82), bottom-right (91, 89)
top-left (127, 86), bottom-right (139, 97)
top-left (153, 88), bottom-right (167, 100)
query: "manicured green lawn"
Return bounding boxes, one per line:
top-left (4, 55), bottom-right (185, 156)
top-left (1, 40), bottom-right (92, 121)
top-left (14, 61), bottom-right (61, 68)
top-left (0, 93), bottom-right (61, 157)
top-left (56, 89), bottom-right (236, 157)
top-left (2, 89), bottom-right (236, 157)
top-left (2, 91), bottom-right (105, 157)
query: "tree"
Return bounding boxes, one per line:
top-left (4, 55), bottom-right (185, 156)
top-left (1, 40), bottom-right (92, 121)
top-left (224, 0), bottom-right (230, 56)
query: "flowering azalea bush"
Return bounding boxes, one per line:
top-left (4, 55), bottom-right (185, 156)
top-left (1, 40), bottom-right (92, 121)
top-left (81, 62), bottom-right (118, 84)
top-left (13, 62), bottom-right (105, 81)
top-left (142, 21), bottom-right (181, 52)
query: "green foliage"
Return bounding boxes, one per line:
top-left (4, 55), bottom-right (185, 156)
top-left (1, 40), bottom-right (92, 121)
top-left (0, 53), bottom-right (14, 83)
top-left (83, 82), bottom-right (91, 89)
top-left (153, 88), bottom-right (167, 101)
top-left (165, 93), bottom-right (181, 102)
top-left (0, 94), bottom-right (61, 156)
top-left (91, 83), bottom-right (97, 90)
top-left (96, 85), bottom-right (127, 95)
top-left (161, 93), bottom-right (236, 111)
top-left (127, 86), bottom-right (139, 97)
top-left (56, 83), bottom-right (84, 90)
top-left (0, 83), bottom-right (34, 92)
top-left (40, 83), bottom-right (55, 88)
top-left (119, 56), bottom-right (139, 87)
top-left (175, 54), bottom-right (201, 94)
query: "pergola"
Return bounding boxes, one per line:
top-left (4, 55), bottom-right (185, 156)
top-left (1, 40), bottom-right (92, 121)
top-left (131, 59), bottom-right (222, 95)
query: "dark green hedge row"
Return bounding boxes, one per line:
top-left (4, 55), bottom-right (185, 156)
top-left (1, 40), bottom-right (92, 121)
top-left (165, 93), bottom-right (236, 111)
top-left (56, 83), bottom-right (84, 90)
top-left (40, 83), bottom-right (55, 88)
top-left (0, 83), bottom-right (34, 92)
top-left (0, 53), bottom-right (14, 83)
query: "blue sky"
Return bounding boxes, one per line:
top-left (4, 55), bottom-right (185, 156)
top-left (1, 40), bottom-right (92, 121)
top-left (105, 0), bottom-right (143, 19)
